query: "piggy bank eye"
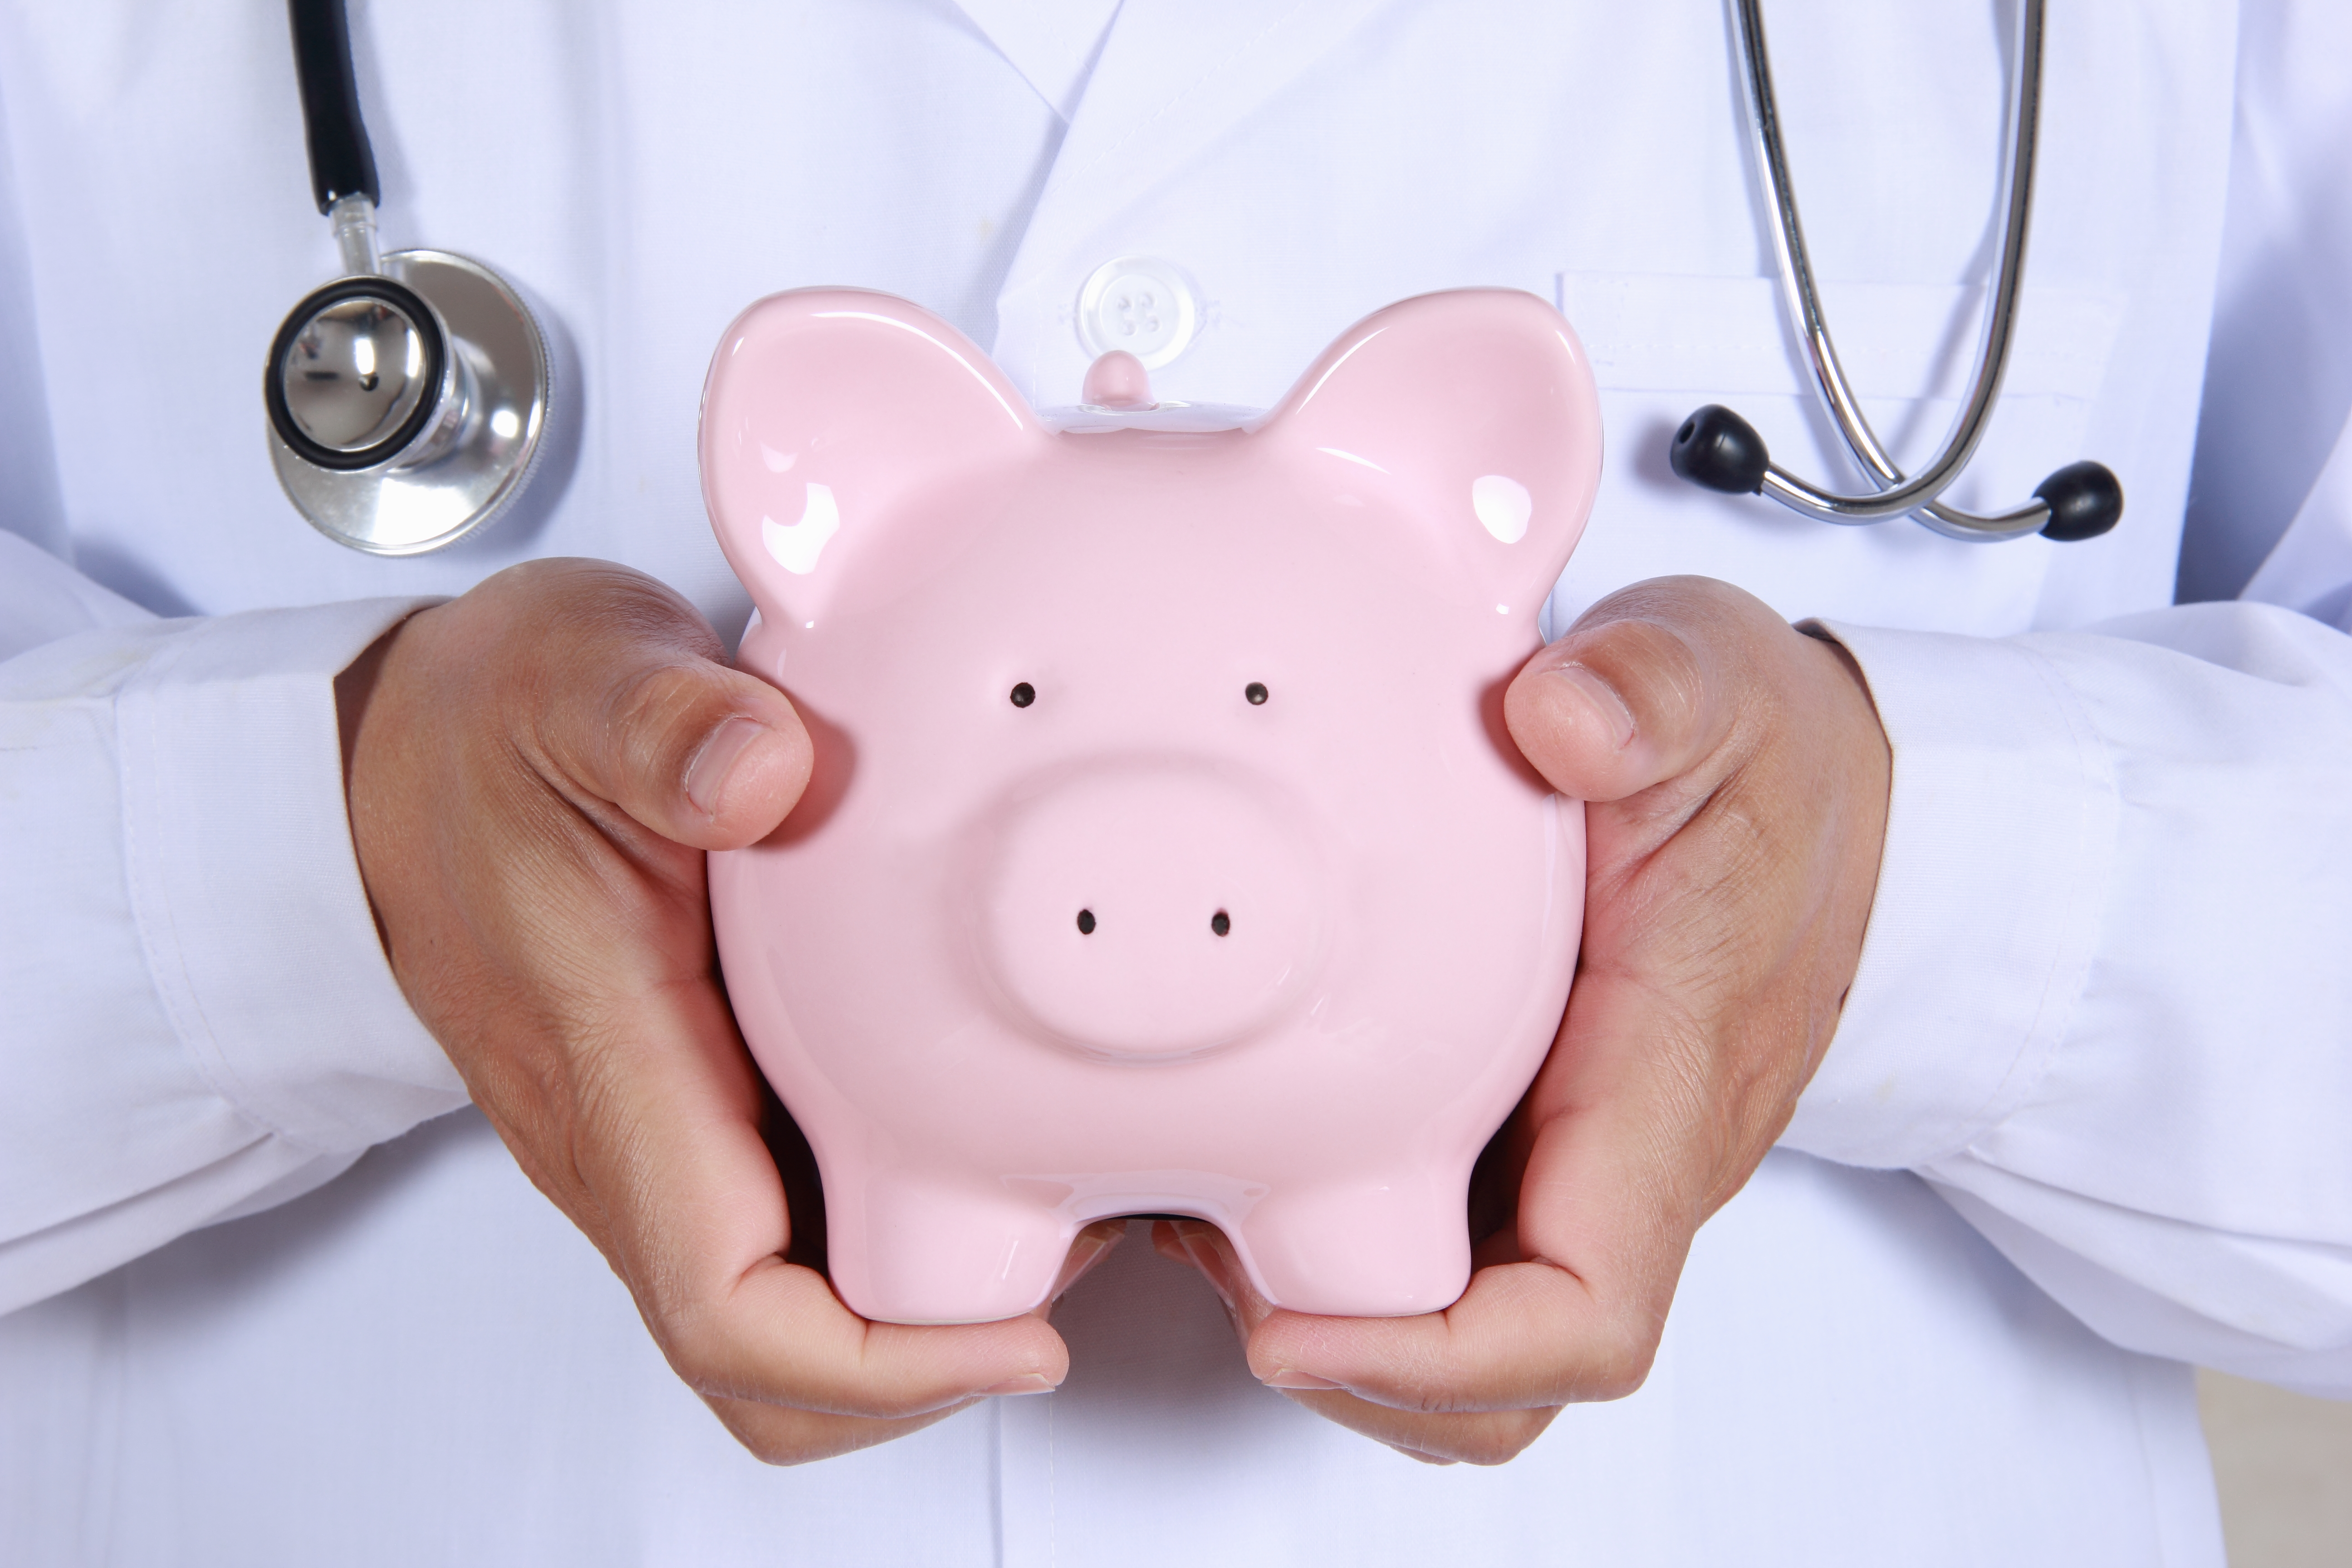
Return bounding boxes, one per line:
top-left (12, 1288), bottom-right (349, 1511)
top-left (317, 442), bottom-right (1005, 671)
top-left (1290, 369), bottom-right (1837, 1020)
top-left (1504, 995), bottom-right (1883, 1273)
top-left (1010, 682), bottom-right (1036, 708)
top-left (1245, 682), bottom-right (1269, 706)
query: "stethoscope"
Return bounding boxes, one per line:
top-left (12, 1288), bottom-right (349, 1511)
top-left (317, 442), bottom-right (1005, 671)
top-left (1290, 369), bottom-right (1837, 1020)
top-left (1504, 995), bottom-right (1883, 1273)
top-left (1670, 0), bottom-right (2121, 541)
top-left (265, 0), bottom-right (2119, 556)
top-left (264, 0), bottom-right (550, 554)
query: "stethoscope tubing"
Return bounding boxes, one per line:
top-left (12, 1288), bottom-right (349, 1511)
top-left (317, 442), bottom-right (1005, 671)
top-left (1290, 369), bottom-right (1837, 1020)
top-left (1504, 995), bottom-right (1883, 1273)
top-left (1734, 0), bottom-right (2052, 539)
top-left (289, 0), bottom-right (377, 216)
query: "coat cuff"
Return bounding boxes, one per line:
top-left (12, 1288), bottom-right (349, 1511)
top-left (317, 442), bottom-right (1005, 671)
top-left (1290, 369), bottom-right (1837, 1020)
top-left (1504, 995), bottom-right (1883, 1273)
top-left (115, 598), bottom-right (469, 1156)
top-left (1779, 621), bottom-right (2121, 1169)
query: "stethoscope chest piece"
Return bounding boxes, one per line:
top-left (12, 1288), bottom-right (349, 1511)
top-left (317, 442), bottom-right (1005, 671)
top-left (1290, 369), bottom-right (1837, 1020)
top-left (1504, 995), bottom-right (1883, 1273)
top-left (267, 249), bottom-right (549, 555)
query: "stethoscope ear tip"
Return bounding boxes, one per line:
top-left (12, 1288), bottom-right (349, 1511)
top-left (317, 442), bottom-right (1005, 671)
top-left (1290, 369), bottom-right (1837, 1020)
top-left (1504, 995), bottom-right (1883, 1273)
top-left (2034, 461), bottom-right (2124, 541)
top-left (1670, 404), bottom-right (1769, 495)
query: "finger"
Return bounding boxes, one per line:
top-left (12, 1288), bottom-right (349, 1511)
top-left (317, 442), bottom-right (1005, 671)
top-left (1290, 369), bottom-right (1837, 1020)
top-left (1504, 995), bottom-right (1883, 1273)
top-left (1238, 1246), bottom-right (1661, 1414)
top-left (1237, 965), bottom-right (1775, 1433)
top-left (1215, 941), bottom-right (1747, 1417)
top-left (1044, 1220), bottom-right (1127, 1307)
top-left (564, 963), bottom-right (1073, 1422)
top-left (703, 1391), bottom-right (978, 1466)
top-left (1503, 576), bottom-right (1763, 803)
top-left (493, 560), bottom-right (815, 851)
top-left (606, 663), bottom-right (814, 850)
top-left (672, 1256), bottom-right (1073, 1417)
top-left (1156, 1221), bottom-right (1565, 1466)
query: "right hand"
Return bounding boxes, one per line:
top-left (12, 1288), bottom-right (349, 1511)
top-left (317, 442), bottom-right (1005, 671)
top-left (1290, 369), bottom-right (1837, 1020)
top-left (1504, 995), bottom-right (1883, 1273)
top-left (339, 558), bottom-right (1121, 1463)
top-left (1153, 577), bottom-right (1889, 1464)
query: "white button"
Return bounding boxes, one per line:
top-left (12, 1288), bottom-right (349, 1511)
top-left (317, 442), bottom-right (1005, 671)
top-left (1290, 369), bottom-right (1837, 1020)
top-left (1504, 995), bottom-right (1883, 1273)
top-left (1076, 256), bottom-right (1200, 370)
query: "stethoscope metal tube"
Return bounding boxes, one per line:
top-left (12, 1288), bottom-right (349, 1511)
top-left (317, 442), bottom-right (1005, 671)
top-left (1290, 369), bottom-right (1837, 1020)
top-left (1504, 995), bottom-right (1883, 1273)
top-left (1671, 0), bottom-right (2124, 543)
top-left (266, 0), bottom-right (551, 555)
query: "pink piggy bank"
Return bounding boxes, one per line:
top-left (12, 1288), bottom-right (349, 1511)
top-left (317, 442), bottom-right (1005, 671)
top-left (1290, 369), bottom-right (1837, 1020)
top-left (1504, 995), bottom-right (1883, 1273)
top-left (700, 287), bottom-right (1601, 1323)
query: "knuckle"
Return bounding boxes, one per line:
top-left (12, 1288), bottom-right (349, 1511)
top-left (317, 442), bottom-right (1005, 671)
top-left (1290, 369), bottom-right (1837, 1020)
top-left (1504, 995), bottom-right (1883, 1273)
top-left (599, 659), bottom-right (752, 806)
top-left (1451, 1414), bottom-right (1548, 1467)
top-left (611, 659), bottom-right (730, 748)
top-left (711, 1406), bottom-right (832, 1468)
top-left (507, 557), bottom-right (706, 632)
top-left (500, 565), bottom-right (718, 693)
top-left (742, 1434), bottom-right (823, 1468)
top-left (655, 1309), bottom-right (734, 1397)
top-left (1579, 1318), bottom-right (1662, 1402)
top-left (1591, 619), bottom-right (1706, 709)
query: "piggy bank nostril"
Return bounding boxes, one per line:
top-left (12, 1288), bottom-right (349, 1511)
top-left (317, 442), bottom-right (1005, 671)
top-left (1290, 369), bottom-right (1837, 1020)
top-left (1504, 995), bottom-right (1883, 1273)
top-left (1211, 910), bottom-right (1230, 936)
top-left (1076, 908), bottom-right (1096, 935)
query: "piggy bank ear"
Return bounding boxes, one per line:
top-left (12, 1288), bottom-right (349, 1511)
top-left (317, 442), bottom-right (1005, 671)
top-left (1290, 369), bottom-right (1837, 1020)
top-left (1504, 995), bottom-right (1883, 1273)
top-left (701, 289), bottom-right (1044, 626)
top-left (1260, 289), bottom-right (1601, 611)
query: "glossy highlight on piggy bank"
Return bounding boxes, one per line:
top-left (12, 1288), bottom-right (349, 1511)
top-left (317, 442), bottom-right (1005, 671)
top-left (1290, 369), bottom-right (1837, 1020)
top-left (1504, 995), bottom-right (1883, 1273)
top-left (701, 287), bottom-right (1602, 1323)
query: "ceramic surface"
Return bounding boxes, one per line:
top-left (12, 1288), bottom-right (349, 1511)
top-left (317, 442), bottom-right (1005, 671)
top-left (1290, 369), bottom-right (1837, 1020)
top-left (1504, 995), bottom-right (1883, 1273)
top-left (701, 287), bottom-right (1602, 1323)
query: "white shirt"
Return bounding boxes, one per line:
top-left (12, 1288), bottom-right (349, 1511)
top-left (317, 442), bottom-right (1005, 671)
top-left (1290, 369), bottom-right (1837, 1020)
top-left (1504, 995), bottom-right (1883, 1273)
top-left (2, 2), bottom-right (2349, 1563)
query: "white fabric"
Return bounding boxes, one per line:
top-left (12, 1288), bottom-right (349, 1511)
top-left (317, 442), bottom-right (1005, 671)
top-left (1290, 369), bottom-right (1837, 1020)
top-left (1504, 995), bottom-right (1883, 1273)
top-left (2178, 0), bottom-right (2352, 606)
top-left (1793, 605), bottom-right (2352, 1394)
top-left (0, 533), bottom-right (462, 1315)
top-left (2246, 418), bottom-right (2352, 628)
top-left (1, 0), bottom-right (2347, 1561)
top-left (954, 0), bottom-right (1123, 122)
top-left (0, 1129), bottom-right (2218, 1567)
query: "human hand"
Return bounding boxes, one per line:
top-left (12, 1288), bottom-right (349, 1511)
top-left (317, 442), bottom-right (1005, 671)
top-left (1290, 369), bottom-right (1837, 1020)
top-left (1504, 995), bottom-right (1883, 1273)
top-left (339, 559), bottom-right (1121, 1464)
top-left (1155, 574), bottom-right (1890, 1463)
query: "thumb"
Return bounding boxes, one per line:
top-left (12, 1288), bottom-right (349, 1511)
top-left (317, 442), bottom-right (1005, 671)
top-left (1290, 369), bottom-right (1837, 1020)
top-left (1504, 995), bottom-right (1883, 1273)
top-left (603, 659), bottom-right (814, 851)
top-left (502, 564), bottom-right (814, 851)
top-left (1502, 578), bottom-right (1743, 803)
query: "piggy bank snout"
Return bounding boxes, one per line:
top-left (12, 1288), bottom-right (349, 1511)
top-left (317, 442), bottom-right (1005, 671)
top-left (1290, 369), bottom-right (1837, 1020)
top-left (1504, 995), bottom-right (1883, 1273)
top-left (978, 765), bottom-right (1324, 1060)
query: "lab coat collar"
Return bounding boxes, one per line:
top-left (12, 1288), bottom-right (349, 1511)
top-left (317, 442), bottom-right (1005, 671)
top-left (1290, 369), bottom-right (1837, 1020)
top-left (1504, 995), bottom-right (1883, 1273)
top-left (995, 0), bottom-right (1393, 297)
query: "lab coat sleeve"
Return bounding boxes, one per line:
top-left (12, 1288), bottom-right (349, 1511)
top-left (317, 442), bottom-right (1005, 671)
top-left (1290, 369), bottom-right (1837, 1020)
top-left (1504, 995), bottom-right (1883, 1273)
top-left (0, 530), bottom-right (467, 1315)
top-left (1784, 593), bottom-right (2352, 1396)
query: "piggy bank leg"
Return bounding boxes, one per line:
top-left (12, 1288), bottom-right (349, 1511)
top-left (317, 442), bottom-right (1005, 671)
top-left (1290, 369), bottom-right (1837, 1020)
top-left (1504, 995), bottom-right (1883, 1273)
top-left (825, 1172), bottom-right (1070, 1326)
top-left (1232, 1178), bottom-right (1474, 1318)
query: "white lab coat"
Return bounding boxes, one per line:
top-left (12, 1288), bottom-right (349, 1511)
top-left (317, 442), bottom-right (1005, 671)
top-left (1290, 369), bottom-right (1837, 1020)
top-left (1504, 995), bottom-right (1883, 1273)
top-left (2, 1), bottom-right (2349, 1563)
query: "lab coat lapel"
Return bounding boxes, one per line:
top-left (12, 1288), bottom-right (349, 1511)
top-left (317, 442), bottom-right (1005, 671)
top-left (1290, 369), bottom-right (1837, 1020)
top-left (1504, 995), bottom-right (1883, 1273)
top-left (1002, 0), bottom-right (1392, 298)
top-left (951, 0), bottom-right (1124, 122)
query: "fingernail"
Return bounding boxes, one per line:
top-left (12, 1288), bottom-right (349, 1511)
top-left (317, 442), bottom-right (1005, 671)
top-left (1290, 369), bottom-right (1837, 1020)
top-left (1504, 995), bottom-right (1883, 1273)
top-left (981, 1373), bottom-right (1058, 1396)
top-left (1148, 1220), bottom-right (1194, 1267)
top-left (1262, 1368), bottom-right (1343, 1391)
top-left (1049, 1231), bottom-right (1119, 1301)
top-left (685, 715), bottom-right (767, 815)
top-left (1548, 663), bottom-right (1636, 751)
top-left (1174, 1226), bottom-right (1235, 1312)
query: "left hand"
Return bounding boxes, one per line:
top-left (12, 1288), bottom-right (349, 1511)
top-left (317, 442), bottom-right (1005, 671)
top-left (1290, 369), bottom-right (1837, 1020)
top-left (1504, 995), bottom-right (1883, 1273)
top-left (1155, 574), bottom-right (1890, 1464)
top-left (339, 560), bottom-right (1122, 1465)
